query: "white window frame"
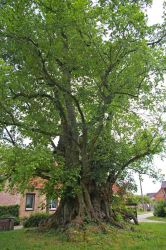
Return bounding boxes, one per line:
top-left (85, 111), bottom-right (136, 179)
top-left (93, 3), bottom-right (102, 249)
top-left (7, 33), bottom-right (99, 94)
top-left (25, 193), bottom-right (35, 211)
top-left (49, 199), bottom-right (57, 211)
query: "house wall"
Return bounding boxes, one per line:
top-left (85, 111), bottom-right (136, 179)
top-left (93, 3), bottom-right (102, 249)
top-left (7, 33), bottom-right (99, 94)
top-left (0, 189), bottom-right (57, 218)
top-left (0, 191), bottom-right (20, 206)
top-left (155, 188), bottom-right (166, 201)
top-left (19, 190), bottom-right (47, 218)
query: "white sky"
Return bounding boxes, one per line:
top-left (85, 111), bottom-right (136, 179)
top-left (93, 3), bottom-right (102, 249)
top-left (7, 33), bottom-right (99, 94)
top-left (135, 0), bottom-right (166, 195)
top-left (147, 0), bottom-right (164, 25)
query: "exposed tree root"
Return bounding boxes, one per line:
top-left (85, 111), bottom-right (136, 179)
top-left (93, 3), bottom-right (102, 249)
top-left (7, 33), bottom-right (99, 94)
top-left (40, 182), bottom-right (137, 231)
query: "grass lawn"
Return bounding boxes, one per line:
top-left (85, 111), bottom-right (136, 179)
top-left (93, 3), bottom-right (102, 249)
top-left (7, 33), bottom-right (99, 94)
top-left (0, 223), bottom-right (166, 250)
top-left (147, 216), bottom-right (166, 222)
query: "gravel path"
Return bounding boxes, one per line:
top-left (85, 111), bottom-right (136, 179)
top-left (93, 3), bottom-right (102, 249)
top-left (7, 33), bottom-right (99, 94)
top-left (138, 212), bottom-right (166, 223)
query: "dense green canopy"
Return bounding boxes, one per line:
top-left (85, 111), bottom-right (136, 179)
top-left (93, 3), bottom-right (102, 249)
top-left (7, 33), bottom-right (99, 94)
top-left (0, 0), bottom-right (165, 227)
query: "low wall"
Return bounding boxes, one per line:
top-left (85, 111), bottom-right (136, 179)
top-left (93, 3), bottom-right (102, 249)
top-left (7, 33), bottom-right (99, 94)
top-left (0, 218), bottom-right (14, 231)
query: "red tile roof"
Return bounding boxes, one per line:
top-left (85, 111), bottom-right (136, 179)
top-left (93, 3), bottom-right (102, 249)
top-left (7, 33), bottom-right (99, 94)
top-left (30, 177), bottom-right (46, 189)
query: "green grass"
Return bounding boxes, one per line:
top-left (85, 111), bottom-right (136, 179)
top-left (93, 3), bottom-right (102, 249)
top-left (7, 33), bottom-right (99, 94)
top-left (147, 216), bottom-right (166, 222)
top-left (0, 223), bottom-right (166, 250)
top-left (137, 210), bottom-right (151, 215)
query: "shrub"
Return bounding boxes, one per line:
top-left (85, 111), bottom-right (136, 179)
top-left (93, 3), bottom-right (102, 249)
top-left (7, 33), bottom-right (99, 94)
top-left (0, 205), bottom-right (19, 217)
top-left (154, 200), bottom-right (166, 217)
top-left (23, 213), bottom-right (50, 228)
top-left (13, 217), bottom-right (20, 226)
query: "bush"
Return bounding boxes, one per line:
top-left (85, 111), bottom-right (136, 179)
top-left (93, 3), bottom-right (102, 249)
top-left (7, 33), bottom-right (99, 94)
top-left (23, 213), bottom-right (50, 228)
top-left (0, 205), bottom-right (19, 218)
top-left (154, 200), bottom-right (166, 217)
top-left (13, 217), bottom-right (20, 226)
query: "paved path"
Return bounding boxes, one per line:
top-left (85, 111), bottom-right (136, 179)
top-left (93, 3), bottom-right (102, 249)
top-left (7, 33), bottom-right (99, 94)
top-left (138, 212), bottom-right (166, 223)
top-left (14, 225), bottom-right (23, 230)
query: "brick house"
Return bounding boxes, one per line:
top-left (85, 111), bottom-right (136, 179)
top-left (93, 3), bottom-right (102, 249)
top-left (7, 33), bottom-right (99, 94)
top-left (0, 178), bottom-right (58, 218)
top-left (154, 181), bottom-right (166, 201)
top-left (0, 190), bottom-right (20, 206)
top-left (0, 180), bottom-right (120, 218)
top-left (146, 193), bottom-right (156, 200)
top-left (147, 181), bottom-right (166, 202)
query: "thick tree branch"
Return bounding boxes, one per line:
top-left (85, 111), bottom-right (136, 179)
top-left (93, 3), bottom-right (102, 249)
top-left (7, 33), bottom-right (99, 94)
top-left (4, 127), bottom-right (16, 146)
top-left (120, 151), bottom-right (150, 173)
top-left (113, 91), bottom-right (138, 98)
top-left (12, 91), bottom-right (55, 102)
top-left (115, 135), bottom-right (164, 181)
top-left (0, 120), bottom-right (57, 137)
top-left (20, 35), bottom-right (87, 136)
top-left (147, 33), bottom-right (166, 46)
top-left (10, 89), bottom-right (67, 122)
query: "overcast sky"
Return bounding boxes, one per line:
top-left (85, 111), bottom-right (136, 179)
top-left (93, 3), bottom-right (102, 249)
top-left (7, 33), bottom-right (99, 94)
top-left (135, 0), bottom-right (166, 195)
top-left (147, 0), bottom-right (164, 25)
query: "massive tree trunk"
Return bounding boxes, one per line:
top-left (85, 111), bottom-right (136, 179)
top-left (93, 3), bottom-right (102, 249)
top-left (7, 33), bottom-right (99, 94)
top-left (41, 78), bottom-right (134, 229)
top-left (41, 175), bottom-right (139, 230)
top-left (41, 85), bottom-right (122, 229)
top-left (41, 179), bottom-right (117, 229)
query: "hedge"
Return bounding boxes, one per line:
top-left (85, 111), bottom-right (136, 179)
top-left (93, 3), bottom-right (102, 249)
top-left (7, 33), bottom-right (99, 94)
top-left (23, 213), bottom-right (50, 228)
top-left (0, 205), bottom-right (19, 218)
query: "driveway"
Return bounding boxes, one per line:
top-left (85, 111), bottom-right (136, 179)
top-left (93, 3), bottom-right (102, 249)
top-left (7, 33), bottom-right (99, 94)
top-left (138, 212), bottom-right (166, 223)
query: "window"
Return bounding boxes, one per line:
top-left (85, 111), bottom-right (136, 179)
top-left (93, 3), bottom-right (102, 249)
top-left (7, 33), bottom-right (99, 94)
top-left (25, 193), bottom-right (35, 210)
top-left (49, 200), bottom-right (57, 210)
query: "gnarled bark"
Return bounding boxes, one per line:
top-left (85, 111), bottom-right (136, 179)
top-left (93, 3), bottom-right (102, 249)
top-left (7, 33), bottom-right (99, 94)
top-left (40, 179), bottom-right (127, 230)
